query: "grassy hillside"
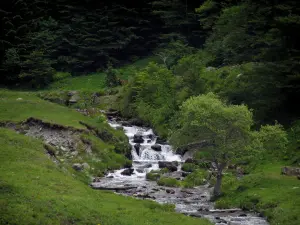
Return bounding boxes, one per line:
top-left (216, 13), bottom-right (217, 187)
top-left (0, 128), bottom-right (211, 225)
top-left (47, 56), bottom-right (160, 91)
top-left (0, 89), bottom-right (131, 180)
top-left (216, 163), bottom-right (300, 225)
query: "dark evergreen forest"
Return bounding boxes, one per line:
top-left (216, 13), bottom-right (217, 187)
top-left (1, 0), bottom-right (300, 125)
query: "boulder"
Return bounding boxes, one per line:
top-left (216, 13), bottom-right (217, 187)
top-left (158, 161), bottom-right (178, 172)
top-left (185, 158), bottom-right (196, 164)
top-left (147, 134), bottom-right (154, 140)
top-left (151, 144), bottom-right (162, 151)
top-left (166, 189), bottom-right (175, 194)
top-left (136, 163), bottom-right (152, 169)
top-left (147, 140), bottom-right (151, 143)
top-left (68, 91), bottom-right (78, 97)
top-left (134, 144), bottom-right (141, 155)
top-left (69, 94), bottom-right (80, 104)
top-left (72, 163), bottom-right (83, 171)
top-left (121, 168), bottom-right (134, 176)
top-left (156, 136), bottom-right (167, 145)
top-left (133, 134), bottom-right (144, 143)
top-left (281, 167), bottom-right (300, 176)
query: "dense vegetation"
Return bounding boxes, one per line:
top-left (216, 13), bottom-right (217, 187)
top-left (1, 0), bottom-right (300, 225)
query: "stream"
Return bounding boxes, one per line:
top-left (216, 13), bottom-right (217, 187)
top-left (91, 118), bottom-right (269, 225)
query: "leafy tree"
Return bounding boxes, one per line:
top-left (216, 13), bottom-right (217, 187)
top-left (170, 93), bottom-right (253, 196)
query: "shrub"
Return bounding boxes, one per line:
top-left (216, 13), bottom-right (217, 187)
top-left (157, 177), bottom-right (180, 187)
top-left (182, 163), bottom-right (198, 172)
top-left (146, 172), bottom-right (161, 181)
top-left (182, 169), bottom-right (208, 188)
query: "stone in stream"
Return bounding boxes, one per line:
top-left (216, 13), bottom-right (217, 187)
top-left (185, 158), bottom-right (196, 163)
top-left (158, 161), bottom-right (178, 172)
top-left (134, 143), bottom-right (141, 155)
top-left (151, 144), bottom-right (162, 151)
top-left (166, 189), bottom-right (175, 194)
top-left (156, 136), bottom-right (167, 145)
top-left (147, 134), bottom-right (154, 140)
top-left (133, 134), bottom-right (144, 143)
top-left (121, 168), bottom-right (134, 176)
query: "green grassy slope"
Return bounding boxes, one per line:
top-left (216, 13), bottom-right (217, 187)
top-left (0, 89), bottom-right (131, 179)
top-left (0, 128), bottom-right (211, 225)
top-left (0, 89), bottom-right (88, 128)
top-left (47, 56), bottom-right (160, 91)
top-left (216, 163), bottom-right (300, 225)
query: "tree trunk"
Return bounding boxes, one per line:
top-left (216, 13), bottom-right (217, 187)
top-left (213, 172), bottom-right (223, 197)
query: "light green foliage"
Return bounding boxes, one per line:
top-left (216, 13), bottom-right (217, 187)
top-left (257, 124), bottom-right (288, 158)
top-left (170, 93), bottom-right (253, 195)
top-left (181, 163), bottom-right (199, 173)
top-left (146, 172), bottom-right (161, 181)
top-left (0, 128), bottom-right (211, 225)
top-left (171, 93), bottom-right (253, 160)
top-left (157, 177), bottom-right (180, 187)
top-left (182, 169), bottom-right (209, 188)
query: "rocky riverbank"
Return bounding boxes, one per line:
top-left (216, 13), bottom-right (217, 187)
top-left (91, 117), bottom-right (269, 225)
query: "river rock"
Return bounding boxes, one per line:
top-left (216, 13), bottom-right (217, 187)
top-left (147, 134), bottom-right (154, 140)
top-left (134, 144), bottom-right (141, 155)
top-left (281, 166), bottom-right (300, 176)
top-left (136, 163), bottom-right (152, 169)
top-left (133, 134), bottom-right (144, 143)
top-left (185, 158), bottom-right (196, 163)
top-left (151, 144), bottom-right (162, 151)
top-left (156, 136), bottom-right (167, 145)
top-left (166, 189), bottom-right (175, 194)
top-left (72, 163), bottom-right (83, 171)
top-left (121, 168), bottom-right (134, 176)
top-left (158, 161), bottom-right (178, 172)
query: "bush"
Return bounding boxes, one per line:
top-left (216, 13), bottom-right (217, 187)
top-left (182, 163), bottom-right (198, 172)
top-left (146, 172), bottom-right (161, 181)
top-left (157, 177), bottom-right (180, 187)
top-left (182, 169), bottom-right (208, 188)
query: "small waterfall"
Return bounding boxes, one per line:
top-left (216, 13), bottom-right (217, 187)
top-left (107, 119), bottom-right (182, 178)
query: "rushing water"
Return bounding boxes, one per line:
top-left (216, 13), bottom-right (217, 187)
top-left (91, 119), bottom-right (269, 225)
